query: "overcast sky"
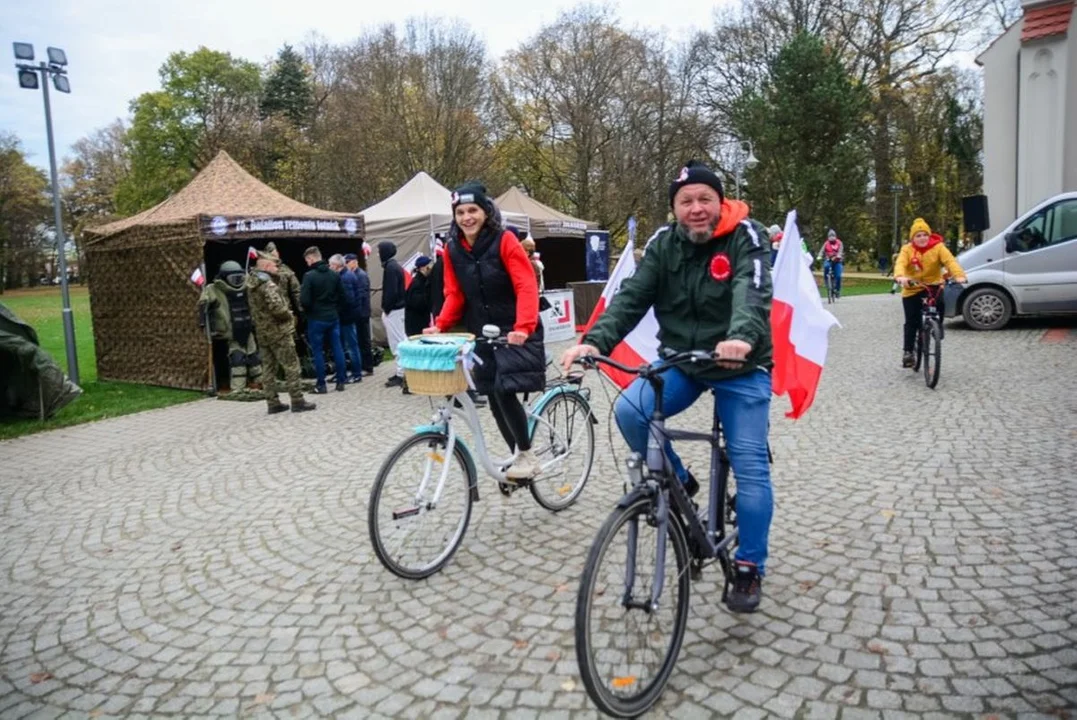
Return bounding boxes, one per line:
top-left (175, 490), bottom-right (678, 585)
top-left (3, 0), bottom-right (736, 172)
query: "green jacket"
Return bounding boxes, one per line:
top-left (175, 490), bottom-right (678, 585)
top-left (583, 200), bottom-right (773, 382)
top-left (246, 270), bottom-right (295, 344)
top-left (198, 280), bottom-right (233, 340)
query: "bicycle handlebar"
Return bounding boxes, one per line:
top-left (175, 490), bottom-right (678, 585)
top-left (575, 349), bottom-right (746, 378)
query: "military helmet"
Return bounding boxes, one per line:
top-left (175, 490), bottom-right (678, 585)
top-left (218, 260), bottom-right (246, 289)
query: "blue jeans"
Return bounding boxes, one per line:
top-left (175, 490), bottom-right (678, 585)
top-left (823, 260), bottom-right (843, 294)
top-left (614, 367), bottom-right (774, 573)
top-left (307, 319), bottom-right (347, 389)
top-left (339, 322), bottom-right (363, 380)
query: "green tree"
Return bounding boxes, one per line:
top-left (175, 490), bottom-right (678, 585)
top-left (0, 134), bottom-right (51, 290)
top-left (261, 44), bottom-right (314, 127)
top-left (732, 32), bottom-right (871, 246)
top-left (116, 47), bottom-right (263, 214)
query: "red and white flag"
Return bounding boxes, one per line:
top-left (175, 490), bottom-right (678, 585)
top-left (247, 246), bottom-right (258, 260)
top-left (189, 266), bottom-right (205, 287)
top-left (582, 240), bottom-right (660, 388)
top-left (770, 210), bottom-right (839, 418)
top-left (401, 251), bottom-right (421, 289)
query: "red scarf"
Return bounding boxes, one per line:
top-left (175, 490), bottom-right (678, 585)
top-left (909, 233), bottom-right (944, 271)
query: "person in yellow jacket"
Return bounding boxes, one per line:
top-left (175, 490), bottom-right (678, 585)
top-left (893, 218), bottom-right (967, 368)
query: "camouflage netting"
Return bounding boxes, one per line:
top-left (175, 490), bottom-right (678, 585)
top-left (84, 151), bottom-right (364, 391)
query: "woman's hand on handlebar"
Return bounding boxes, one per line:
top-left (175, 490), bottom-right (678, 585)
top-left (422, 325), bottom-right (440, 335)
top-left (560, 343), bottom-right (599, 372)
top-left (507, 331), bottom-right (528, 346)
top-left (715, 339), bottom-right (751, 370)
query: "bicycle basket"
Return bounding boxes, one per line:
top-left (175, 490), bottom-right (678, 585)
top-left (398, 334), bottom-right (475, 396)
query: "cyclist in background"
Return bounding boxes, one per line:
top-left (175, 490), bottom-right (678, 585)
top-left (893, 218), bottom-right (967, 368)
top-left (817, 229), bottom-right (844, 297)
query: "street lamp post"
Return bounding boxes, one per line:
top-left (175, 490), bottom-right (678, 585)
top-left (733, 139), bottom-right (759, 200)
top-left (13, 43), bottom-right (79, 384)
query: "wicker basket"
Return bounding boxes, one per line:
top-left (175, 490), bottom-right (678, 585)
top-left (400, 333), bottom-right (474, 396)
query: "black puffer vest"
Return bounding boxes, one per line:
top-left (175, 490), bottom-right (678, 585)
top-left (225, 287), bottom-right (253, 345)
top-left (448, 228), bottom-right (545, 394)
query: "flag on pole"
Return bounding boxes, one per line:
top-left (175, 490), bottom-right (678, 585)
top-left (189, 266), bottom-right (205, 287)
top-left (401, 251), bottom-right (421, 289)
top-left (244, 245), bottom-right (259, 273)
top-left (770, 210), bottom-right (839, 418)
top-left (581, 240), bottom-right (660, 388)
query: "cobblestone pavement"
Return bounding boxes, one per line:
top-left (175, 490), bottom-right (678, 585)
top-left (2, 295), bottom-right (1076, 719)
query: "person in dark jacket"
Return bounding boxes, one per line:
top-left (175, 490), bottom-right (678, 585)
top-left (378, 241), bottom-right (407, 387)
top-left (561, 160), bottom-right (774, 614)
top-left (405, 256), bottom-right (434, 336)
top-left (424, 182), bottom-right (545, 480)
top-left (300, 246), bottom-right (348, 393)
top-left (345, 253), bottom-right (374, 375)
top-left (330, 254), bottom-right (363, 383)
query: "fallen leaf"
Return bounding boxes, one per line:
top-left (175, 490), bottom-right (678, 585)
top-left (880, 510), bottom-right (896, 519)
top-left (252, 693), bottom-right (275, 705)
top-left (171, 543), bottom-right (182, 551)
top-left (546, 650), bottom-right (561, 662)
top-left (89, 710), bottom-right (103, 718)
top-left (513, 639), bottom-right (528, 650)
top-left (436, 626), bottom-right (449, 640)
top-left (990, 488), bottom-right (1004, 497)
top-left (561, 678), bottom-right (576, 692)
top-left (798, 581), bottom-right (815, 592)
top-left (867, 641), bottom-right (889, 655)
top-left (553, 583), bottom-right (569, 594)
top-left (30, 672), bottom-right (53, 684)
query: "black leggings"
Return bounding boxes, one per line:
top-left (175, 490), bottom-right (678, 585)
top-left (902, 292), bottom-right (945, 352)
top-left (488, 391), bottom-right (531, 452)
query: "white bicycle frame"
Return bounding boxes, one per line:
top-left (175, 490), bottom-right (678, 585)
top-left (415, 388), bottom-right (578, 509)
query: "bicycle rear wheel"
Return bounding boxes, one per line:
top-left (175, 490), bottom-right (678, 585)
top-left (923, 319), bottom-right (942, 389)
top-left (528, 392), bottom-right (595, 512)
top-left (576, 496), bottom-right (691, 718)
top-left (368, 431), bottom-right (474, 579)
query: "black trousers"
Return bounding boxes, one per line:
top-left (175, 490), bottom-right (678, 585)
top-left (902, 292), bottom-right (945, 352)
top-left (489, 391), bottom-right (531, 452)
top-left (356, 316), bottom-right (374, 372)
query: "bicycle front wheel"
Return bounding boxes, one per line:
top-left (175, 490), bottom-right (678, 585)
top-left (923, 319), bottom-right (942, 389)
top-left (368, 431), bottom-right (474, 579)
top-left (576, 496), bottom-right (691, 718)
top-left (528, 392), bottom-right (595, 512)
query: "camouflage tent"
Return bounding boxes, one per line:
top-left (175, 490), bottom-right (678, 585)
top-left (84, 151), bottom-right (364, 390)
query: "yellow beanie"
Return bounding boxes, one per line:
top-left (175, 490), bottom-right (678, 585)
top-left (909, 218), bottom-right (931, 240)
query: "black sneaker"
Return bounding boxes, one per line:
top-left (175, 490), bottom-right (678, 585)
top-left (335, 382), bottom-right (346, 392)
top-left (385, 376), bottom-right (404, 388)
top-left (901, 351), bottom-right (914, 368)
top-left (313, 385), bottom-right (328, 394)
top-left (266, 403), bottom-right (288, 415)
top-left (725, 561), bottom-right (762, 614)
top-left (401, 380), bottom-right (411, 396)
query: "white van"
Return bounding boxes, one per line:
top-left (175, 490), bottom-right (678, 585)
top-left (946, 192), bottom-right (1077, 330)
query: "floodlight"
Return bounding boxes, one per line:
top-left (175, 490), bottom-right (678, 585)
top-left (13, 42), bottom-right (34, 61)
top-left (18, 69), bottom-right (39, 90)
top-left (46, 47), bottom-right (67, 66)
top-left (53, 75), bottom-right (70, 93)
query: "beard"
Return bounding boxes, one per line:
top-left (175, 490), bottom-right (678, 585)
top-left (687, 221), bottom-right (718, 244)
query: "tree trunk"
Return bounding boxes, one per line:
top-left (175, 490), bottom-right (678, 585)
top-left (872, 99), bottom-right (895, 258)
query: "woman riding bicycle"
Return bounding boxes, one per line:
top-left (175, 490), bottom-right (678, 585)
top-left (893, 218), bottom-right (967, 368)
top-left (817, 229), bottom-right (844, 297)
top-left (424, 182), bottom-right (546, 481)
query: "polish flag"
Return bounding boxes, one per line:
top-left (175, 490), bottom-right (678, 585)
top-left (247, 246), bottom-right (259, 260)
top-left (401, 251), bottom-right (421, 289)
top-left (582, 240), bottom-right (660, 388)
top-left (770, 210), bottom-right (839, 418)
top-left (189, 266), bottom-right (205, 287)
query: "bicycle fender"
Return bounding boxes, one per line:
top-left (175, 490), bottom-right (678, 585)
top-left (527, 386), bottom-right (597, 436)
top-left (413, 425), bottom-right (480, 502)
top-left (615, 485), bottom-right (653, 509)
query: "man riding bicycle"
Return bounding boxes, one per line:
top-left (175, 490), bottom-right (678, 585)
top-left (561, 160), bottom-right (774, 613)
top-left (817, 229), bottom-right (844, 298)
top-left (893, 218), bottom-right (966, 368)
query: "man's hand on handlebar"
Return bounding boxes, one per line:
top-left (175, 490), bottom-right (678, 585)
top-left (561, 343), bottom-right (599, 372)
top-left (715, 339), bottom-right (751, 370)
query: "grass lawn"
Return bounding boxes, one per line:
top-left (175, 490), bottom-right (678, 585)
top-left (814, 275), bottom-right (894, 297)
top-left (0, 286), bottom-right (202, 440)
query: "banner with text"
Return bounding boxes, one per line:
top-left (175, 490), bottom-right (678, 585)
top-left (199, 214), bottom-right (365, 240)
top-left (541, 289), bottom-right (576, 343)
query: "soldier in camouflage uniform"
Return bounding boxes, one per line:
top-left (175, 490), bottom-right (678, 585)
top-left (246, 252), bottom-right (316, 414)
top-left (198, 260), bottom-right (263, 391)
top-left (264, 241), bottom-right (302, 317)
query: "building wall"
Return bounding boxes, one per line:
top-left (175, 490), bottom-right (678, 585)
top-left (1018, 37), bottom-right (1069, 218)
top-left (981, 25), bottom-right (1022, 236)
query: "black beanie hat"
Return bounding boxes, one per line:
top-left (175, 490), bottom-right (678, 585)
top-left (668, 160), bottom-right (724, 206)
top-left (451, 182), bottom-right (494, 215)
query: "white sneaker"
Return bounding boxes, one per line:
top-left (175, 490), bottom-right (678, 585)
top-left (506, 450), bottom-right (541, 480)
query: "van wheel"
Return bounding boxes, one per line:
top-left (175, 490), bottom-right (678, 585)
top-left (963, 287), bottom-right (1012, 331)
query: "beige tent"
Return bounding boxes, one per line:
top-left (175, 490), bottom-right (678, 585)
top-left (84, 151), bottom-right (364, 390)
top-left (495, 187), bottom-right (598, 239)
top-left (360, 172), bottom-right (529, 340)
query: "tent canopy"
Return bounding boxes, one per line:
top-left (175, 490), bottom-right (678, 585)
top-left (362, 171), bottom-right (529, 243)
top-left (494, 187), bottom-right (598, 239)
top-left (83, 151), bottom-right (364, 390)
